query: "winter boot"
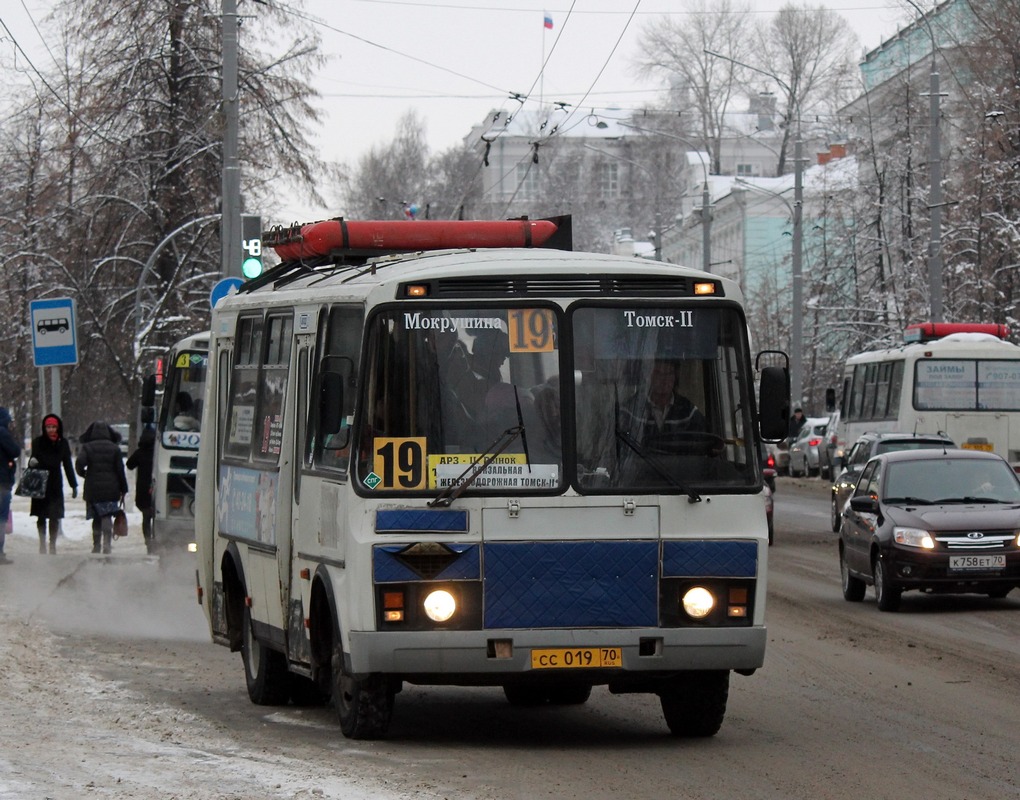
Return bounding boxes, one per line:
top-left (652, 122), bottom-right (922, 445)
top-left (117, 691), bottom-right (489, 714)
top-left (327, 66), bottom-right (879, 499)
top-left (39, 534), bottom-right (46, 554)
top-left (92, 532), bottom-right (102, 554)
top-left (102, 530), bottom-right (112, 555)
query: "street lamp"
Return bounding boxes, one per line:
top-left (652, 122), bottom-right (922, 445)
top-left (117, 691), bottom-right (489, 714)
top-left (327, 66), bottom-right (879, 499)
top-left (704, 49), bottom-right (804, 409)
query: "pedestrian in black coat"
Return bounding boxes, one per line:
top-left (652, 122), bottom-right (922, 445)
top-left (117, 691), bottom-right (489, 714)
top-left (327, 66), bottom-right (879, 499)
top-left (0, 407), bottom-right (21, 564)
top-left (75, 421), bottom-right (128, 554)
top-left (28, 413), bottom-right (78, 554)
top-left (126, 427), bottom-right (155, 554)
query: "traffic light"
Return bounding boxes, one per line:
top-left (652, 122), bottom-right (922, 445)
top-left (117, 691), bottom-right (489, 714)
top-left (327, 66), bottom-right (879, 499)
top-left (241, 214), bottom-right (263, 279)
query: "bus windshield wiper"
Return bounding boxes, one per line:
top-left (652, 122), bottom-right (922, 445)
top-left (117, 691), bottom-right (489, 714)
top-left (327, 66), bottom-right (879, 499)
top-left (615, 428), bottom-right (701, 504)
top-left (428, 426), bottom-right (524, 508)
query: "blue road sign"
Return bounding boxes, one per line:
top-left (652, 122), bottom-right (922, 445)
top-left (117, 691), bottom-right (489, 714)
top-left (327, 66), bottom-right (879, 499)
top-left (210, 277), bottom-right (244, 309)
top-left (30, 298), bottom-right (78, 367)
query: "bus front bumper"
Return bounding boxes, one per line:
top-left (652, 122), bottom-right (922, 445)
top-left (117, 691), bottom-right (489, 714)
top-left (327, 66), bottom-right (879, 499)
top-left (347, 626), bottom-right (766, 680)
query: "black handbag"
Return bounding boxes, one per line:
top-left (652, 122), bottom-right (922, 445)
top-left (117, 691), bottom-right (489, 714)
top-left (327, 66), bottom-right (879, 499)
top-left (15, 467), bottom-right (49, 499)
top-left (113, 508), bottom-right (129, 538)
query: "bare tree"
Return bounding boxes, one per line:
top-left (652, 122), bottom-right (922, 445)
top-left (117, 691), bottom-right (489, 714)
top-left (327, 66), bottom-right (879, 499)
top-left (0, 0), bottom-right (325, 434)
top-left (634, 0), bottom-right (754, 174)
top-left (343, 111), bottom-right (435, 220)
top-left (753, 4), bottom-right (859, 176)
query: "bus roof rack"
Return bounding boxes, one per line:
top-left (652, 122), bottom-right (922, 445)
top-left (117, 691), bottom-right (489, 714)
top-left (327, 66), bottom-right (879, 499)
top-left (263, 215), bottom-right (573, 264)
top-left (904, 322), bottom-right (1009, 343)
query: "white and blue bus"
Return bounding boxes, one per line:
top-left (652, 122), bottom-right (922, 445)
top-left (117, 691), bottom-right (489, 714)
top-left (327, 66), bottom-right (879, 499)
top-left (194, 217), bottom-right (788, 739)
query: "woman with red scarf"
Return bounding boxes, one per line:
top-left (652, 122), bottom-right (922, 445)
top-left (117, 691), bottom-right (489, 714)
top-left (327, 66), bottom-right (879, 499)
top-left (28, 414), bottom-right (78, 554)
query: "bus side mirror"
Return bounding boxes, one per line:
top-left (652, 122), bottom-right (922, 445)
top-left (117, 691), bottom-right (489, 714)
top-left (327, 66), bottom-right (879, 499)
top-left (758, 365), bottom-right (790, 440)
top-left (142, 374), bottom-right (157, 407)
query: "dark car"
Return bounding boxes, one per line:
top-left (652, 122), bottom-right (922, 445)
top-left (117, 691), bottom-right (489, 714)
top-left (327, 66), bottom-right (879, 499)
top-left (838, 449), bottom-right (1020, 611)
top-left (830, 431), bottom-right (956, 532)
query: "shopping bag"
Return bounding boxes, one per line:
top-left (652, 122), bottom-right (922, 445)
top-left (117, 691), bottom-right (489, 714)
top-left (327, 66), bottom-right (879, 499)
top-left (15, 467), bottom-right (49, 499)
top-left (113, 509), bottom-right (128, 538)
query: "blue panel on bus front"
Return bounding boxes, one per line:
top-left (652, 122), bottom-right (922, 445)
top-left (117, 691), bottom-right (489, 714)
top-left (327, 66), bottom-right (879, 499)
top-left (661, 540), bottom-right (757, 578)
top-left (375, 509), bottom-right (469, 533)
top-left (374, 543), bottom-right (480, 582)
top-left (483, 542), bottom-right (657, 629)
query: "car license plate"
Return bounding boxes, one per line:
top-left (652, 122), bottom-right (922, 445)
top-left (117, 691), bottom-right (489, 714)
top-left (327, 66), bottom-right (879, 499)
top-left (531, 647), bottom-right (622, 669)
top-left (949, 554), bottom-right (1006, 570)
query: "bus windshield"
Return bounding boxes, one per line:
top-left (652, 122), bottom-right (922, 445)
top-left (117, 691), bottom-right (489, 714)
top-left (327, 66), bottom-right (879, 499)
top-left (158, 349), bottom-right (208, 446)
top-left (572, 305), bottom-right (756, 492)
top-left (355, 304), bottom-right (757, 495)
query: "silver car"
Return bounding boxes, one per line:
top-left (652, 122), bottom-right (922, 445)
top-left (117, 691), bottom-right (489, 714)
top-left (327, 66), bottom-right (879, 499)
top-left (788, 417), bottom-right (829, 477)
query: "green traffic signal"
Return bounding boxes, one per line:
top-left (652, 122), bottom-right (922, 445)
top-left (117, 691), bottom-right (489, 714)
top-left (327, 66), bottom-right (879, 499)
top-left (241, 255), bottom-right (263, 279)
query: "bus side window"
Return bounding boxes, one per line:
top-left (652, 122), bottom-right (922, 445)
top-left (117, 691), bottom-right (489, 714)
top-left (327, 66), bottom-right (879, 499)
top-left (252, 313), bottom-right (293, 463)
top-left (312, 305), bottom-right (363, 474)
top-left (223, 316), bottom-right (264, 460)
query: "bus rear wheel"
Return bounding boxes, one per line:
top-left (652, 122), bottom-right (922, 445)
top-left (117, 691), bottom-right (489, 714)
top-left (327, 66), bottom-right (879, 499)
top-left (241, 606), bottom-right (290, 705)
top-left (659, 671), bottom-right (729, 737)
top-left (331, 649), bottom-right (393, 739)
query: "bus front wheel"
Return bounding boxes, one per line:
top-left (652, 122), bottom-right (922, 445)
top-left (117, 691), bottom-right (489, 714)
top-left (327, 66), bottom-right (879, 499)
top-left (659, 671), bottom-right (729, 737)
top-left (331, 649), bottom-right (393, 739)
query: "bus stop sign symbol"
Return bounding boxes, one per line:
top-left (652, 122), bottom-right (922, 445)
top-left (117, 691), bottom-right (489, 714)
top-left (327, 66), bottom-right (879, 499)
top-left (30, 297), bottom-right (79, 367)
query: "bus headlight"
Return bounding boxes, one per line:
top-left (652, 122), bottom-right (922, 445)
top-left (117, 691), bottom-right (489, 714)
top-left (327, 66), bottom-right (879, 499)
top-left (423, 589), bottom-right (456, 622)
top-left (682, 587), bottom-right (715, 619)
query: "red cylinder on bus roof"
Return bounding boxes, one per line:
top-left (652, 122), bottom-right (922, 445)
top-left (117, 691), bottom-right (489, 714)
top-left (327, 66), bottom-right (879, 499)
top-left (270, 219), bottom-right (560, 262)
top-left (904, 322), bottom-right (1009, 342)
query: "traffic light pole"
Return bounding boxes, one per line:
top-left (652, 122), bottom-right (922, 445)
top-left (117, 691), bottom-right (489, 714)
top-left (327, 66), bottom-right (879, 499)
top-left (221, 0), bottom-right (240, 278)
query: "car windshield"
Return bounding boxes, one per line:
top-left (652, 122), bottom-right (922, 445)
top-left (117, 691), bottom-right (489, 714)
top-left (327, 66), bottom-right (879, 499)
top-left (883, 458), bottom-right (1020, 505)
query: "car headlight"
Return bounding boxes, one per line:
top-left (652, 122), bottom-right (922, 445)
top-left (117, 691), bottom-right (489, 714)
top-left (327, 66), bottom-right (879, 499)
top-left (893, 527), bottom-right (935, 549)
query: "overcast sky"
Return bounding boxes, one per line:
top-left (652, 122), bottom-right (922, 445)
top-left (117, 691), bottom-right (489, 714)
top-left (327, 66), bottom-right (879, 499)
top-left (3, 0), bottom-right (919, 218)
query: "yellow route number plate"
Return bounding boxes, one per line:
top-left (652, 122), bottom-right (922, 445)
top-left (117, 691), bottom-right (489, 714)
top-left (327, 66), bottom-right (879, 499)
top-left (531, 647), bottom-right (623, 670)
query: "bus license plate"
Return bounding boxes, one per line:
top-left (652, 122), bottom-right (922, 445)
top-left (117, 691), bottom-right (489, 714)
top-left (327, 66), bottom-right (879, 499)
top-left (950, 554), bottom-right (1005, 571)
top-left (531, 647), bottom-right (623, 669)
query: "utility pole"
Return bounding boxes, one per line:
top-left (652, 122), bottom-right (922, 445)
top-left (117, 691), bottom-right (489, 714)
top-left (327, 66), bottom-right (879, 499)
top-left (701, 181), bottom-right (712, 274)
top-left (221, 0), bottom-right (240, 279)
top-left (904, 0), bottom-right (944, 323)
top-left (925, 59), bottom-right (944, 323)
top-left (791, 128), bottom-right (804, 409)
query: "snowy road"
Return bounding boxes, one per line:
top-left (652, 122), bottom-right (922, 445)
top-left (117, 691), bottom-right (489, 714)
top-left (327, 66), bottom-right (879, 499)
top-left (1, 482), bottom-right (1019, 799)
